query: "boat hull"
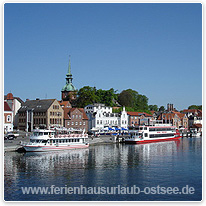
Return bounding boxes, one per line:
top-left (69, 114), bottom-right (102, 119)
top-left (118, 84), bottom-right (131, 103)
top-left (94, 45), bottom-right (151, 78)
top-left (24, 144), bottom-right (89, 152)
top-left (124, 136), bottom-right (181, 144)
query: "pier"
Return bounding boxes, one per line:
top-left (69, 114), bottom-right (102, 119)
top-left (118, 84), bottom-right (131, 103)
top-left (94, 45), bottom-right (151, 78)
top-left (4, 134), bottom-right (122, 152)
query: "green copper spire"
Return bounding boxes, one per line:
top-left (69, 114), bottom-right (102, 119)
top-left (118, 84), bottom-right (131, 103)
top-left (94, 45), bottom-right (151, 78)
top-left (61, 56), bottom-right (77, 92)
top-left (68, 55), bottom-right (71, 75)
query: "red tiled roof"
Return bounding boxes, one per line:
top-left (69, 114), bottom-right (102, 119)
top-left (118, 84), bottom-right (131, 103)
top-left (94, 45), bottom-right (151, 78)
top-left (63, 108), bottom-right (88, 120)
top-left (182, 109), bottom-right (198, 113)
top-left (58, 100), bottom-right (71, 108)
top-left (192, 124), bottom-right (202, 128)
top-left (6, 93), bottom-right (14, 100)
top-left (127, 111), bottom-right (152, 117)
top-left (4, 101), bottom-right (12, 111)
top-left (78, 108), bottom-right (89, 120)
top-left (158, 112), bottom-right (187, 120)
top-left (158, 113), bottom-right (175, 120)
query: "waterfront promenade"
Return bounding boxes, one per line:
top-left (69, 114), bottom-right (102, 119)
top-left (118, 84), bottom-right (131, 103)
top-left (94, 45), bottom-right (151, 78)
top-left (4, 132), bottom-right (118, 152)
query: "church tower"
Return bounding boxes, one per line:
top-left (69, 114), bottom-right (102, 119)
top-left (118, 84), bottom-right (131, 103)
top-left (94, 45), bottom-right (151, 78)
top-left (61, 57), bottom-right (78, 101)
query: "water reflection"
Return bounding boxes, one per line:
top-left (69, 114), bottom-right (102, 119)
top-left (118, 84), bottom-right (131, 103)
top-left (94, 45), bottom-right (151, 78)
top-left (4, 137), bottom-right (202, 201)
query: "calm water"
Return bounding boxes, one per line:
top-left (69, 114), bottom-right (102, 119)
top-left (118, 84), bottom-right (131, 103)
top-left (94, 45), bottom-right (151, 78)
top-left (4, 137), bottom-right (202, 201)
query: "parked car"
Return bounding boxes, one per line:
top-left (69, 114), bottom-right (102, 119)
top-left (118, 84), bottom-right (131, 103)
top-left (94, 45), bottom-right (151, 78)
top-left (5, 132), bottom-right (18, 140)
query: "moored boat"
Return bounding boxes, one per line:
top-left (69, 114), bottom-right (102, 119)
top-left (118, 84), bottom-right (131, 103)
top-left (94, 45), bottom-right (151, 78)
top-left (21, 128), bottom-right (89, 152)
top-left (124, 121), bottom-right (181, 144)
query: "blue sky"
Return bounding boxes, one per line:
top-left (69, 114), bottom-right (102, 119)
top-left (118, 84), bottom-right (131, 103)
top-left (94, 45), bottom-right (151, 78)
top-left (4, 3), bottom-right (202, 110)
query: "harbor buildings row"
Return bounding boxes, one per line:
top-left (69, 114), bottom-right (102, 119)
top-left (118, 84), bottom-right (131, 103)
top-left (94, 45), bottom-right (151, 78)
top-left (4, 93), bottom-right (202, 134)
top-left (4, 58), bottom-right (202, 134)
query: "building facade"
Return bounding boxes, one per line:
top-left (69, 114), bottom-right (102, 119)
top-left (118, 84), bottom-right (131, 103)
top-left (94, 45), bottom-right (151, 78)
top-left (4, 101), bottom-right (13, 133)
top-left (158, 112), bottom-right (188, 129)
top-left (18, 99), bottom-right (63, 131)
top-left (63, 108), bottom-right (88, 132)
top-left (182, 109), bottom-right (202, 129)
top-left (4, 93), bottom-right (24, 128)
top-left (84, 103), bottom-right (128, 131)
top-left (127, 112), bottom-right (154, 126)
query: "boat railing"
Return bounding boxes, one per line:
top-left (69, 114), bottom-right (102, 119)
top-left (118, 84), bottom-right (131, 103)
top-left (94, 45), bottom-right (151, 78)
top-left (20, 141), bottom-right (41, 146)
top-left (55, 134), bottom-right (88, 138)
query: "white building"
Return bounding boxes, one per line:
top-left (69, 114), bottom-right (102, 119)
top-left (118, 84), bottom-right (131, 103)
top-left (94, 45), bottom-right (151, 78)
top-left (84, 103), bottom-right (128, 132)
top-left (4, 101), bottom-right (13, 133)
top-left (4, 93), bottom-right (24, 128)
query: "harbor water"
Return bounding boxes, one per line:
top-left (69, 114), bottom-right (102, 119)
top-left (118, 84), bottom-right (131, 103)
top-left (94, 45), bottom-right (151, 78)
top-left (4, 137), bottom-right (202, 201)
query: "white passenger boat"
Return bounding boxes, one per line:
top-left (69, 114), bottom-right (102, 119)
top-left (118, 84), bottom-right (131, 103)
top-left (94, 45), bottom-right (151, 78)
top-left (21, 128), bottom-right (89, 152)
top-left (124, 121), bottom-right (181, 144)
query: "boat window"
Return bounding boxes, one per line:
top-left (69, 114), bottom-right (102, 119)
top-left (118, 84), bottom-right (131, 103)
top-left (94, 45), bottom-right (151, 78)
top-left (144, 127), bottom-right (147, 130)
top-left (30, 140), bottom-right (35, 143)
top-left (145, 133), bottom-right (148, 137)
top-left (139, 127), bottom-right (143, 130)
top-left (44, 132), bottom-right (48, 135)
top-left (59, 140), bottom-right (61, 143)
top-left (53, 140), bottom-right (55, 143)
top-left (33, 132), bottom-right (38, 136)
top-left (39, 132), bottom-right (43, 136)
top-left (42, 140), bottom-right (47, 143)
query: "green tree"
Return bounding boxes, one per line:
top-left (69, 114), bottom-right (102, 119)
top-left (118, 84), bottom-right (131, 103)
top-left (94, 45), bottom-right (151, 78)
top-left (136, 94), bottom-right (149, 111)
top-left (118, 89), bottom-right (149, 111)
top-left (159, 106), bottom-right (165, 112)
top-left (76, 86), bottom-right (99, 108)
top-left (149, 105), bottom-right (158, 111)
top-left (188, 105), bottom-right (202, 110)
top-left (95, 88), bottom-right (118, 107)
top-left (118, 89), bottom-right (139, 108)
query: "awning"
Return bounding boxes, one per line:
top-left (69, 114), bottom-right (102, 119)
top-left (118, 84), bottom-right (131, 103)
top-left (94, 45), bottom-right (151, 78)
top-left (91, 127), bottom-right (100, 131)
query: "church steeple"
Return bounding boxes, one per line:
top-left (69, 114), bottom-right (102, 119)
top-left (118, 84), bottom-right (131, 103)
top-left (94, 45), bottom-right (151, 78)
top-left (66, 56), bottom-right (73, 84)
top-left (61, 56), bottom-right (77, 101)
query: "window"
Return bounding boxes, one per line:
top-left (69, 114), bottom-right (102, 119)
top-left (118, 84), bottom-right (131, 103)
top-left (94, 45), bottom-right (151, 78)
top-left (67, 122), bottom-right (70, 125)
top-left (7, 115), bottom-right (11, 122)
top-left (79, 115), bottom-right (81, 119)
top-left (83, 122), bottom-right (86, 125)
top-left (72, 122), bottom-right (74, 125)
top-left (75, 122), bottom-right (78, 125)
top-left (80, 122), bottom-right (82, 125)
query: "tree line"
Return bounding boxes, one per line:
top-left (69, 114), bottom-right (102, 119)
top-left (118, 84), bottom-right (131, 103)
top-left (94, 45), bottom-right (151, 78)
top-left (71, 86), bottom-right (202, 113)
top-left (73, 86), bottom-right (162, 113)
